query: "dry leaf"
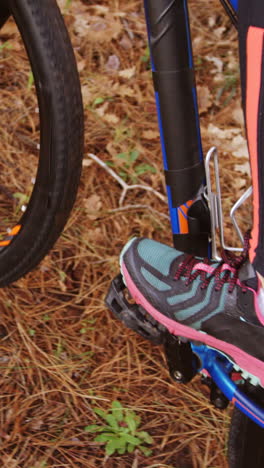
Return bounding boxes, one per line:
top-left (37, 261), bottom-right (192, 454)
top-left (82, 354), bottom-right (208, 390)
top-left (82, 159), bottom-right (93, 167)
top-left (235, 161), bottom-right (251, 175)
top-left (84, 194), bottom-right (102, 220)
top-left (77, 59), bottom-right (86, 72)
top-left (105, 54), bottom-right (120, 72)
top-left (231, 135), bottom-right (248, 158)
top-left (205, 55), bottom-right (224, 74)
top-left (214, 26), bottom-right (226, 38)
top-left (232, 106), bottom-right (244, 127)
top-left (120, 35), bottom-right (133, 50)
top-left (103, 114), bottom-right (120, 124)
top-left (81, 85), bottom-right (92, 106)
top-left (114, 84), bottom-right (135, 98)
top-left (95, 102), bottom-right (109, 118)
top-left (119, 67), bottom-right (136, 79)
top-left (73, 17), bottom-right (89, 37)
top-left (74, 15), bottom-right (122, 42)
top-left (1, 20), bottom-right (17, 37)
top-left (92, 5), bottom-right (109, 15)
top-left (197, 85), bottom-right (212, 114)
top-left (30, 418), bottom-right (44, 431)
top-left (142, 130), bottom-right (160, 140)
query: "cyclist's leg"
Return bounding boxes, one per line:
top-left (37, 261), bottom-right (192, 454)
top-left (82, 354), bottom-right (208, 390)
top-left (238, 0), bottom-right (264, 285)
top-left (117, 0), bottom-right (264, 385)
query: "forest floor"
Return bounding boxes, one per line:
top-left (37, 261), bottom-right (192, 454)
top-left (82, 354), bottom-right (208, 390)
top-left (0, 0), bottom-right (252, 467)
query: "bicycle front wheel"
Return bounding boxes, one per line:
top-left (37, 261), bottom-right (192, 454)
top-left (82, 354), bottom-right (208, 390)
top-left (0, 0), bottom-right (83, 286)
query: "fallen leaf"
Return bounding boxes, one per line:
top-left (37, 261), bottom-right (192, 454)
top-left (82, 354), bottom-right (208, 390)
top-left (103, 114), bottom-right (120, 124)
top-left (232, 106), bottom-right (244, 126)
top-left (73, 16), bottom-right (89, 37)
top-left (77, 59), bottom-right (86, 72)
top-left (81, 85), bottom-right (92, 106)
top-left (1, 20), bottom-right (17, 37)
top-left (84, 194), bottom-right (102, 220)
top-left (235, 161), bottom-right (251, 175)
top-left (119, 66), bottom-right (136, 79)
top-left (105, 54), bottom-right (120, 72)
top-left (82, 159), bottom-right (93, 167)
top-left (95, 102), bottom-right (109, 118)
top-left (205, 55), bottom-right (224, 74)
top-left (114, 83), bottom-right (135, 98)
top-left (74, 15), bottom-right (122, 42)
top-left (197, 85), bottom-right (212, 114)
top-left (214, 26), bottom-right (226, 39)
top-left (120, 35), bottom-right (133, 50)
top-left (142, 130), bottom-right (160, 140)
top-left (30, 418), bottom-right (44, 431)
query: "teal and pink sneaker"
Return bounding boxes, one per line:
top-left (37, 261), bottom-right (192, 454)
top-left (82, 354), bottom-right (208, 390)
top-left (120, 234), bottom-right (264, 388)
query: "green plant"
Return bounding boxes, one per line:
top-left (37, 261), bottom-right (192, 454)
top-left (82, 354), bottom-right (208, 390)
top-left (0, 41), bottom-right (12, 50)
top-left (141, 46), bottom-right (150, 63)
top-left (111, 149), bottom-right (156, 183)
top-left (85, 400), bottom-right (153, 456)
top-left (27, 70), bottom-right (34, 90)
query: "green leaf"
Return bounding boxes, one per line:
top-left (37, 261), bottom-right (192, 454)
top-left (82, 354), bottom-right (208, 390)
top-left (111, 401), bottom-right (124, 422)
top-left (84, 424), bottom-right (101, 433)
top-left (139, 445), bottom-right (153, 456)
top-left (116, 152), bottom-right (127, 160)
top-left (105, 439), bottom-right (122, 456)
top-left (105, 414), bottom-right (119, 430)
top-left (84, 425), bottom-right (113, 433)
top-left (27, 71), bottom-right (34, 90)
top-left (121, 433), bottom-right (141, 445)
top-left (118, 171), bottom-right (128, 180)
top-left (93, 408), bottom-right (109, 422)
top-left (136, 431), bottom-right (153, 444)
top-left (125, 412), bottom-right (137, 434)
top-left (135, 163), bottom-right (157, 175)
top-left (127, 443), bottom-right (135, 453)
top-left (117, 446), bottom-right (126, 455)
top-left (95, 433), bottom-right (117, 443)
top-left (0, 41), bottom-right (12, 50)
top-left (129, 150), bottom-right (139, 162)
top-left (93, 97), bottom-right (105, 107)
top-left (141, 47), bottom-right (150, 63)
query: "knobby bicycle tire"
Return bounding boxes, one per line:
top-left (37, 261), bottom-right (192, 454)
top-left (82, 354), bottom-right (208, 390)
top-left (0, 0), bottom-right (83, 286)
top-left (228, 405), bottom-right (264, 467)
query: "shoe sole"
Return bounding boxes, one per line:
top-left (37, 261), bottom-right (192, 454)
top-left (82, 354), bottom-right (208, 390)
top-left (121, 262), bottom-right (264, 388)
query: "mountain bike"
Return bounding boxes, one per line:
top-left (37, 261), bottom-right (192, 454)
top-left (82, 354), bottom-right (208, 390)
top-left (0, 0), bottom-right (83, 286)
top-left (106, 1), bottom-right (264, 466)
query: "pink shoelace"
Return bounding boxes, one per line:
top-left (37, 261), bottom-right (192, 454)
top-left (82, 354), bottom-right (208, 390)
top-left (174, 231), bottom-right (251, 293)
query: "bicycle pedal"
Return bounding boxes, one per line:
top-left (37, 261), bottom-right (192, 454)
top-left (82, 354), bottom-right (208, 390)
top-left (105, 274), bottom-right (166, 345)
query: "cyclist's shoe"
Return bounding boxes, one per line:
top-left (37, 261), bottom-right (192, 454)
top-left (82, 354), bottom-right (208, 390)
top-left (120, 233), bottom-right (264, 387)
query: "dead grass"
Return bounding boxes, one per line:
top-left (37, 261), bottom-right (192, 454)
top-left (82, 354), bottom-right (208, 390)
top-left (0, 0), bottom-right (251, 466)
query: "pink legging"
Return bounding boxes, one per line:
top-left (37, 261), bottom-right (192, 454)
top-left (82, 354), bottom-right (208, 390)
top-left (238, 0), bottom-right (264, 275)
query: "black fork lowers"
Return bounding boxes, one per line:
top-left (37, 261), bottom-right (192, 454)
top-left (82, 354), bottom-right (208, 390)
top-left (144, 0), bottom-right (211, 256)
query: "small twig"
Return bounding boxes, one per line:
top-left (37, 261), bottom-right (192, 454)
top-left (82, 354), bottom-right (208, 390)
top-left (88, 153), bottom-right (166, 206)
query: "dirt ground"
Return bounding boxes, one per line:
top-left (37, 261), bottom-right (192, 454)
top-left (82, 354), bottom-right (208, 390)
top-left (0, 1), bottom-right (252, 467)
